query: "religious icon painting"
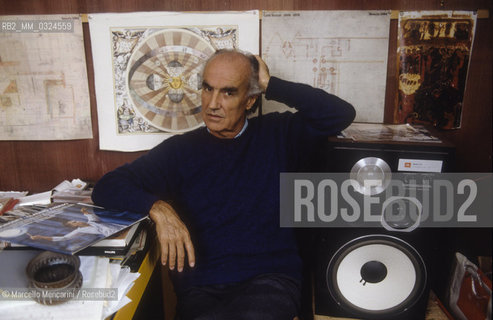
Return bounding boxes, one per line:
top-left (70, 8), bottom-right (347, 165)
top-left (395, 11), bottom-right (477, 129)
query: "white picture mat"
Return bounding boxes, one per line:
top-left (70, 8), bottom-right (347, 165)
top-left (261, 10), bottom-right (390, 123)
top-left (89, 11), bottom-right (259, 152)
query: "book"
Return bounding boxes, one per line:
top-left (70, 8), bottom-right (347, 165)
top-left (0, 203), bottom-right (146, 255)
top-left (92, 222), bottom-right (141, 247)
top-left (76, 221), bottom-right (146, 257)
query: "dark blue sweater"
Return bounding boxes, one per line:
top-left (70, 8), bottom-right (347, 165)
top-left (92, 77), bottom-right (355, 291)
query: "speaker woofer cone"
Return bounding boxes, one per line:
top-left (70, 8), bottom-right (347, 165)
top-left (326, 234), bottom-right (427, 319)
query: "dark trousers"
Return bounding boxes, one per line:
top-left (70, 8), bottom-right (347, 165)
top-left (175, 273), bottom-right (301, 320)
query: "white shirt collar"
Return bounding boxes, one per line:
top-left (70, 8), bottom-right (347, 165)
top-left (206, 119), bottom-right (249, 139)
top-left (234, 119), bottom-right (249, 138)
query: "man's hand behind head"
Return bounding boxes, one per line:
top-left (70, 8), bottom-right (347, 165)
top-left (255, 55), bottom-right (271, 93)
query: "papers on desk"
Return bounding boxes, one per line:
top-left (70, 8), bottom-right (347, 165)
top-left (0, 190), bottom-right (52, 207)
top-left (52, 179), bottom-right (92, 204)
top-left (0, 181), bottom-right (147, 318)
top-left (17, 191), bottom-right (53, 206)
top-left (0, 179), bottom-right (91, 212)
top-left (103, 261), bottom-right (140, 318)
top-left (0, 250), bottom-right (140, 319)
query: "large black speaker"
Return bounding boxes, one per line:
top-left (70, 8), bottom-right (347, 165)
top-left (310, 135), bottom-right (456, 319)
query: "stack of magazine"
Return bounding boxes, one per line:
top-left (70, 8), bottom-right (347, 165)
top-left (0, 203), bottom-right (148, 258)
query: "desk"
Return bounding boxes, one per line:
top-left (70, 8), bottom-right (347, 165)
top-left (0, 243), bottom-right (157, 319)
top-left (0, 250), bottom-right (124, 319)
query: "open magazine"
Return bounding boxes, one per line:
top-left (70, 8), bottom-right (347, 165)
top-left (0, 203), bottom-right (146, 255)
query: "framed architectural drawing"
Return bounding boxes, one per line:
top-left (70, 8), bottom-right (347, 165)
top-left (262, 11), bottom-right (390, 123)
top-left (0, 14), bottom-right (91, 141)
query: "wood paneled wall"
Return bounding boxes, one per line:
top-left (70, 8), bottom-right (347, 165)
top-left (1, 0), bottom-right (491, 192)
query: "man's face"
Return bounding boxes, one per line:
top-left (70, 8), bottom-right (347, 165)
top-left (201, 53), bottom-right (256, 139)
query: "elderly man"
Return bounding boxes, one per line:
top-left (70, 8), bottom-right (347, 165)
top-left (92, 49), bottom-right (355, 319)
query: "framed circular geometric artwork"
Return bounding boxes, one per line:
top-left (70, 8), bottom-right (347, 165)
top-left (126, 29), bottom-right (215, 133)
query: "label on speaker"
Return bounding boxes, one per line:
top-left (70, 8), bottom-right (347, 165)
top-left (398, 159), bottom-right (442, 172)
